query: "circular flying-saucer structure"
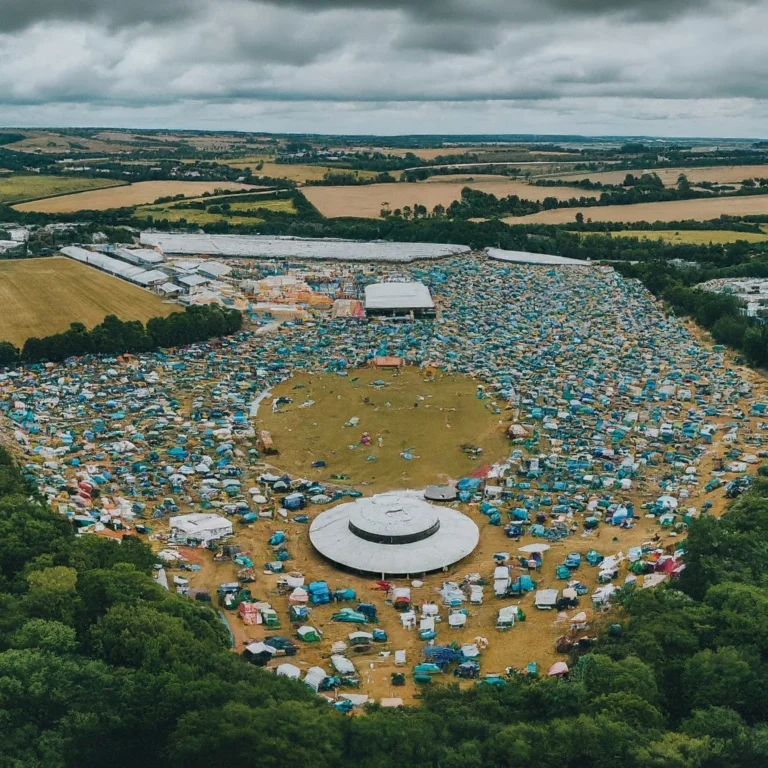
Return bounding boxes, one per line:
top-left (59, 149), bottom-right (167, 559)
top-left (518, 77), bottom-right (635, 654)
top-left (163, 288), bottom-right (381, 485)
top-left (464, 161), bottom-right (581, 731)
top-left (309, 490), bottom-right (479, 576)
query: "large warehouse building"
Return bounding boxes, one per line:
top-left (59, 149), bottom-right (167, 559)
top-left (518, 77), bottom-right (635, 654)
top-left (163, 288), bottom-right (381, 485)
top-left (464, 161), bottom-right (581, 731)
top-left (364, 282), bottom-right (435, 317)
top-left (309, 491), bottom-right (479, 577)
top-left (139, 233), bottom-right (470, 263)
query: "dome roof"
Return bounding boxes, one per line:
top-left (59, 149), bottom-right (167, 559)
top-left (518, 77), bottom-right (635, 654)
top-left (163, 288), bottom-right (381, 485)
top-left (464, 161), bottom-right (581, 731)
top-left (309, 491), bottom-right (479, 576)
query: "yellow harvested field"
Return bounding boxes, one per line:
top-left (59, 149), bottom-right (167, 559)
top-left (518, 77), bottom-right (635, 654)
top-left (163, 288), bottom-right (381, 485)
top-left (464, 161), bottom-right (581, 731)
top-left (0, 175), bottom-right (124, 204)
top-left (503, 194), bottom-right (768, 225)
top-left (608, 229), bottom-right (768, 245)
top-left (544, 164), bottom-right (768, 187)
top-left (14, 180), bottom-right (259, 213)
top-left (303, 179), bottom-right (598, 218)
top-left (0, 257), bottom-right (178, 346)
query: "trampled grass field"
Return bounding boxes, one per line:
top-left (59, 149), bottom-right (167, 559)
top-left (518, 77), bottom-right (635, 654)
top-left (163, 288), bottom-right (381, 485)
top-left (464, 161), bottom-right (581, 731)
top-left (0, 175), bottom-right (125, 204)
top-left (13, 180), bottom-right (259, 213)
top-left (303, 178), bottom-right (598, 218)
top-left (0, 257), bottom-right (178, 346)
top-left (259, 366), bottom-right (510, 493)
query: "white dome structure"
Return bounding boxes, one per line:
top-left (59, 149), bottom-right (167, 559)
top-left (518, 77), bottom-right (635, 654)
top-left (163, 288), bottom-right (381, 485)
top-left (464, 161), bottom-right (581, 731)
top-left (309, 491), bottom-right (479, 576)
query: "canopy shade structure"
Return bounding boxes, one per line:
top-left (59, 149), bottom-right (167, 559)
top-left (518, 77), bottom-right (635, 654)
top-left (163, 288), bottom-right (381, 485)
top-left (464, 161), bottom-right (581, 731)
top-left (309, 491), bottom-right (479, 576)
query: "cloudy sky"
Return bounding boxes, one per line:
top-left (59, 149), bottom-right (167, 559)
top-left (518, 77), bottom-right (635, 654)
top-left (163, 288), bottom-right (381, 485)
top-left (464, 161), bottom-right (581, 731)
top-left (1, 0), bottom-right (767, 137)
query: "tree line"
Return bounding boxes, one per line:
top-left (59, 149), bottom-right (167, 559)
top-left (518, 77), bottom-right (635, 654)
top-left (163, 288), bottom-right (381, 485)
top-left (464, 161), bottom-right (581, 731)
top-left (0, 305), bottom-right (243, 367)
top-left (613, 258), bottom-right (768, 366)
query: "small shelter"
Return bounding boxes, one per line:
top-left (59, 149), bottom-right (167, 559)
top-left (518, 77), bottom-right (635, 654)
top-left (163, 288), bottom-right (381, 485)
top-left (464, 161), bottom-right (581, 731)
top-left (535, 589), bottom-right (559, 609)
top-left (170, 513), bottom-right (232, 546)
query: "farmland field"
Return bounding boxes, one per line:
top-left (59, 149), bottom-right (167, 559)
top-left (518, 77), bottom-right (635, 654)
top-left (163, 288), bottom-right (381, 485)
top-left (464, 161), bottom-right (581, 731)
top-left (3, 130), bottom-right (139, 154)
top-left (383, 146), bottom-right (574, 160)
top-left (543, 164), bottom-right (768, 187)
top-left (13, 180), bottom-right (260, 213)
top-left (607, 229), bottom-right (768, 245)
top-left (0, 257), bottom-right (178, 346)
top-left (137, 195), bottom-right (295, 225)
top-left (0, 175), bottom-right (125, 204)
top-left (503, 194), bottom-right (768, 225)
top-left (303, 179), bottom-right (598, 218)
top-left (220, 160), bottom-right (379, 183)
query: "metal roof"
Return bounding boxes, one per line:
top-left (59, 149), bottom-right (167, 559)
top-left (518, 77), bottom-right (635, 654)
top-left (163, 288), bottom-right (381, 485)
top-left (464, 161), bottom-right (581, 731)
top-left (140, 233), bottom-right (470, 263)
top-left (309, 491), bottom-right (479, 576)
top-left (177, 274), bottom-right (210, 287)
top-left (132, 269), bottom-right (168, 285)
top-left (198, 261), bottom-right (232, 278)
top-left (485, 247), bottom-right (590, 266)
top-left (61, 246), bottom-right (169, 286)
top-left (364, 282), bottom-right (434, 310)
top-left (114, 247), bottom-right (164, 265)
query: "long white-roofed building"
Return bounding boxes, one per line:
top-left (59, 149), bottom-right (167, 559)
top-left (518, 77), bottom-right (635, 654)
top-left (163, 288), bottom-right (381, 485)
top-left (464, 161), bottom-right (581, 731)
top-left (309, 491), bottom-right (479, 577)
top-left (364, 282), bottom-right (435, 317)
top-left (140, 233), bottom-right (470, 263)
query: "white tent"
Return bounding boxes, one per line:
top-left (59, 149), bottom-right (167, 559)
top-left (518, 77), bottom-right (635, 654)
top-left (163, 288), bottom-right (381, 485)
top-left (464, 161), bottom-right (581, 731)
top-left (330, 655), bottom-right (356, 675)
top-left (276, 663), bottom-right (301, 680)
top-left (519, 543), bottom-right (551, 554)
top-left (535, 589), bottom-right (559, 609)
top-left (304, 667), bottom-right (328, 692)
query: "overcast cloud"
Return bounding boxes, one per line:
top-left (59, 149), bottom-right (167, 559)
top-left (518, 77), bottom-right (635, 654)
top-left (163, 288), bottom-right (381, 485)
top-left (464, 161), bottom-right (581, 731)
top-left (0, 0), bottom-right (766, 136)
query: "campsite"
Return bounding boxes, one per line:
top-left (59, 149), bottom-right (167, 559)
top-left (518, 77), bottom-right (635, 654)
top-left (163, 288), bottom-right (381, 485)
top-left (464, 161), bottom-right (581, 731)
top-left (9, 0), bottom-right (768, 750)
top-left (4, 244), bottom-right (766, 705)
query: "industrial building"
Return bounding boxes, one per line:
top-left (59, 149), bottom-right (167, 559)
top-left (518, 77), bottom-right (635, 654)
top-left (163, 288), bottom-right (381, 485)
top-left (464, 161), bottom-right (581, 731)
top-left (61, 246), bottom-right (167, 287)
top-left (110, 247), bottom-right (164, 266)
top-left (309, 491), bottom-right (479, 577)
top-left (364, 282), bottom-right (435, 317)
top-left (139, 232), bottom-right (471, 263)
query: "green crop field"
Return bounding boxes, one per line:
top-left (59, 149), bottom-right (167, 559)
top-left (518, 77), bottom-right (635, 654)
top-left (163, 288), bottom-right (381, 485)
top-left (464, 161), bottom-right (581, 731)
top-left (137, 195), bottom-right (295, 225)
top-left (0, 175), bottom-right (125, 204)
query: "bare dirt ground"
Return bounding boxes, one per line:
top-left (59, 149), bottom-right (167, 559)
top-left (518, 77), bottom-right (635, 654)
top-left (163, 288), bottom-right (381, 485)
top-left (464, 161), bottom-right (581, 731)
top-left (14, 180), bottom-right (259, 213)
top-left (303, 179), bottom-right (598, 218)
top-left (503, 194), bottom-right (768, 225)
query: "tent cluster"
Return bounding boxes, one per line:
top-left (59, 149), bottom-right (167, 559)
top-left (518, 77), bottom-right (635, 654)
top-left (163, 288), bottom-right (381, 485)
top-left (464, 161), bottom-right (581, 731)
top-left (1, 254), bottom-right (765, 702)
